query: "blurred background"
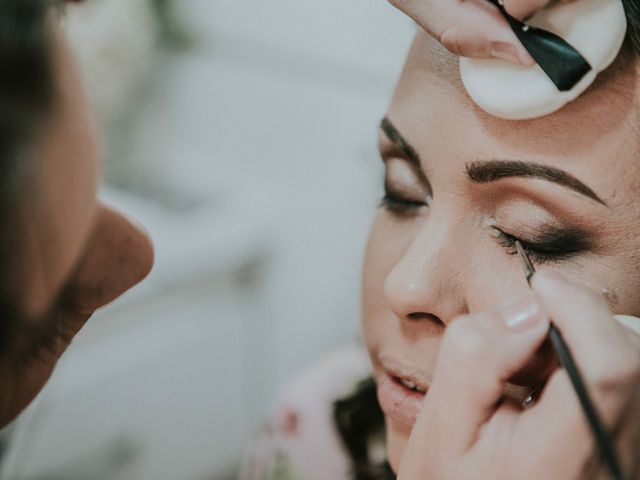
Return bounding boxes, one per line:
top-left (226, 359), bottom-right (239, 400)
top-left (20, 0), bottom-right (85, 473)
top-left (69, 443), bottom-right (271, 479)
top-left (0, 1), bottom-right (413, 479)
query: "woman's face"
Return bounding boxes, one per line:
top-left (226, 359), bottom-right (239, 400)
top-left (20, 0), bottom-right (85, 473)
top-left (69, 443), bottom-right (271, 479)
top-left (362, 31), bottom-right (640, 471)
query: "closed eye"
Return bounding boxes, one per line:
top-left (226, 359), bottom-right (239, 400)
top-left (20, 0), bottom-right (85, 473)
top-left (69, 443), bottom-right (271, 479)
top-left (492, 226), bottom-right (591, 264)
top-left (380, 184), bottom-right (429, 219)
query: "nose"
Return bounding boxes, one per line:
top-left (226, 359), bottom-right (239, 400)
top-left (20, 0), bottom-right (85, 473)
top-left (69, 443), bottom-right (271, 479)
top-left (383, 214), bottom-right (467, 327)
top-left (61, 202), bottom-right (154, 314)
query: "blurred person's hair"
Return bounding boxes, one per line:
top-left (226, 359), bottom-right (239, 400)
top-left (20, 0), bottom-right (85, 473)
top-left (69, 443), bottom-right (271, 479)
top-left (0, 0), bottom-right (60, 353)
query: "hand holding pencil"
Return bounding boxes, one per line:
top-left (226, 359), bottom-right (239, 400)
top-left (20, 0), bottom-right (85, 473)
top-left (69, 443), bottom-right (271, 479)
top-left (397, 270), bottom-right (640, 480)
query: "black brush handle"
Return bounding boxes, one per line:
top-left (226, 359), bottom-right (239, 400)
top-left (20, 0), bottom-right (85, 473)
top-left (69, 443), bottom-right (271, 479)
top-left (517, 241), bottom-right (626, 480)
top-left (548, 323), bottom-right (627, 480)
top-left (486, 0), bottom-right (592, 91)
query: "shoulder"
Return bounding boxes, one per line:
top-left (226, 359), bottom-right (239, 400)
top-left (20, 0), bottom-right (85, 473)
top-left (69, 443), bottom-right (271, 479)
top-left (240, 344), bottom-right (373, 480)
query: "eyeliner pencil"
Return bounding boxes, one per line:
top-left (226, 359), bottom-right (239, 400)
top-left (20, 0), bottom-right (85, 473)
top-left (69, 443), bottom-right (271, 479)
top-left (514, 241), bottom-right (626, 480)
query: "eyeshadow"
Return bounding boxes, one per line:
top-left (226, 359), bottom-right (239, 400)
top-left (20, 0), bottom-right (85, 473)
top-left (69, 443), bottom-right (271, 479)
top-left (491, 220), bottom-right (594, 264)
top-left (519, 223), bottom-right (593, 255)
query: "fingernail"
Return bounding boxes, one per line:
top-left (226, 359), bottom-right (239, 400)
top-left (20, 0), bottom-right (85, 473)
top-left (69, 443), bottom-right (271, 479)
top-left (517, 47), bottom-right (536, 67)
top-left (498, 295), bottom-right (547, 332)
top-left (490, 42), bottom-right (521, 64)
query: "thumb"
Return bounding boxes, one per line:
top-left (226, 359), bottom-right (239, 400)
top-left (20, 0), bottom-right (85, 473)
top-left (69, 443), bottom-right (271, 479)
top-left (399, 294), bottom-right (549, 478)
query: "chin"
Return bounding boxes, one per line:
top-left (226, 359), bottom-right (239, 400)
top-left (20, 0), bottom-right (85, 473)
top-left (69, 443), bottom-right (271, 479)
top-left (385, 416), bottom-right (411, 474)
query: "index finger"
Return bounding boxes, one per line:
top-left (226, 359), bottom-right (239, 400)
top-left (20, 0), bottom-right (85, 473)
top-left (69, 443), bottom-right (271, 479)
top-left (388, 0), bottom-right (534, 64)
top-left (522, 271), bottom-right (640, 450)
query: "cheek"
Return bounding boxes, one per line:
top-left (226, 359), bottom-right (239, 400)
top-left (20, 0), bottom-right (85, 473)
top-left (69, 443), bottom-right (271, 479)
top-left (542, 259), bottom-right (640, 318)
top-left (386, 417), bottom-right (411, 474)
top-left (361, 214), bottom-right (412, 341)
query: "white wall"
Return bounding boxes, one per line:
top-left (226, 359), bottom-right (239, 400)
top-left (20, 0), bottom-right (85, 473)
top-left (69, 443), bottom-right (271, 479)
top-left (111, 0), bottom-right (416, 394)
top-left (160, 0), bottom-right (415, 384)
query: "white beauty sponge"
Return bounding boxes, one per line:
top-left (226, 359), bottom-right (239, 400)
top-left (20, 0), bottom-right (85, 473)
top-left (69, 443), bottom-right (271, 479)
top-left (460, 0), bottom-right (628, 120)
top-left (615, 315), bottom-right (640, 336)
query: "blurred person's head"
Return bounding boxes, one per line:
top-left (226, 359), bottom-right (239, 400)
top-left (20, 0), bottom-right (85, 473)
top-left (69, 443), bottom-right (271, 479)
top-left (0, 0), bottom-right (153, 425)
top-left (362, 2), bottom-right (640, 473)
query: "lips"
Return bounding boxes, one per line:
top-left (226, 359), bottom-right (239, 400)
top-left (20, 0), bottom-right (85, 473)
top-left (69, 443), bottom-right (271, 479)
top-left (398, 377), bottom-right (427, 394)
top-left (376, 366), bottom-right (431, 427)
top-left (374, 354), bottom-right (544, 427)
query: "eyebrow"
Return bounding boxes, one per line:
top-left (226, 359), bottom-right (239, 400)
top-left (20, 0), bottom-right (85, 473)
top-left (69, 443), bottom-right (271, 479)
top-left (380, 117), bottom-right (420, 166)
top-left (380, 117), bottom-right (607, 207)
top-left (466, 160), bottom-right (607, 206)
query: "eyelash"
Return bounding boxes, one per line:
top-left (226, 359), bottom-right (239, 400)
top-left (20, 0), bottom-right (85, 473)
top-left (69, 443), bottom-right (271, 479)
top-left (380, 189), bottom-right (428, 218)
top-left (380, 184), bottom-right (586, 264)
top-left (492, 228), bottom-right (581, 264)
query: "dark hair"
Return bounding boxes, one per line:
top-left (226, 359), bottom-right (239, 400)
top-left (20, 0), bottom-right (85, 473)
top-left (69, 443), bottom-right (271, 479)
top-left (623, 0), bottom-right (640, 54)
top-left (0, 0), bottom-right (57, 352)
top-left (333, 377), bottom-right (392, 480)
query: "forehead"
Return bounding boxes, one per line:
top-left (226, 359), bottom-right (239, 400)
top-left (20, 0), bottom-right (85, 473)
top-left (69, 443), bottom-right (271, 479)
top-left (387, 31), bottom-right (640, 208)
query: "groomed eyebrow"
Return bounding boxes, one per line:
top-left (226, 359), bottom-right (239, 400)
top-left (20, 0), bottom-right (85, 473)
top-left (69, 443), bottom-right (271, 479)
top-left (380, 117), bottom-right (420, 166)
top-left (380, 117), bottom-right (607, 206)
top-left (466, 160), bottom-right (607, 206)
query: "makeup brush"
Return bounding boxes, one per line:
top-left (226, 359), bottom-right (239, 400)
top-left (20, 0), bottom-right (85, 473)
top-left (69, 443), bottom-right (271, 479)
top-left (514, 241), bottom-right (627, 480)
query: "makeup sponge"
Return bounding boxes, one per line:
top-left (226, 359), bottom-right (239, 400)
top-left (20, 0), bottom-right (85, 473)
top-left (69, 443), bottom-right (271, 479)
top-left (615, 315), bottom-right (640, 336)
top-left (460, 0), bottom-right (627, 120)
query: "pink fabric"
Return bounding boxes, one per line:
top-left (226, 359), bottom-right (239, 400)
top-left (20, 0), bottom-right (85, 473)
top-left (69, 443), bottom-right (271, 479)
top-left (240, 344), bottom-right (373, 480)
